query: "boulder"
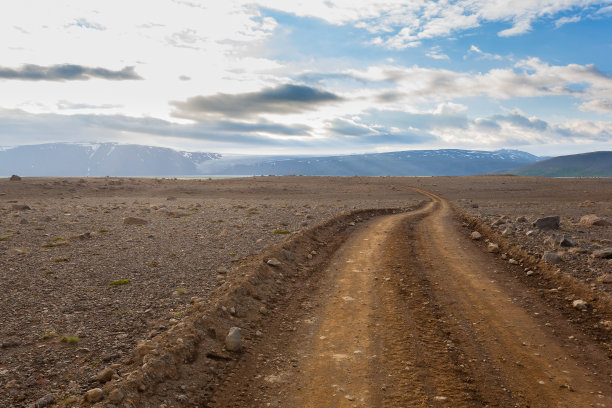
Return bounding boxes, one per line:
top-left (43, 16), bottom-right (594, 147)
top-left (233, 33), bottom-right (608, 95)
top-left (84, 388), bottom-right (103, 402)
top-left (9, 174), bottom-right (21, 181)
top-left (558, 236), bottom-right (576, 247)
top-left (470, 231), bottom-right (482, 240)
top-left (572, 299), bottom-right (588, 311)
top-left (225, 327), bottom-right (242, 352)
top-left (579, 214), bottom-right (610, 227)
top-left (533, 216), bottom-right (560, 230)
top-left (593, 247), bottom-right (612, 259)
top-left (487, 243), bottom-right (500, 253)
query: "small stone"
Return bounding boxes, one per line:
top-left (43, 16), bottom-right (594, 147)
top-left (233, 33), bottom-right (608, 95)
top-left (542, 252), bottom-right (562, 264)
top-left (572, 299), bottom-right (588, 310)
top-left (491, 217), bottom-right (506, 226)
top-left (345, 395), bottom-right (355, 401)
top-left (579, 214), bottom-right (610, 227)
top-left (9, 174), bottom-right (22, 181)
top-left (123, 217), bottom-right (148, 225)
top-left (596, 274), bottom-right (612, 284)
top-left (526, 230), bottom-right (536, 236)
top-left (501, 227), bottom-right (513, 236)
top-left (94, 367), bottom-right (115, 383)
top-left (470, 231), bottom-right (482, 240)
top-left (526, 270), bottom-right (534, 276)
top-left (533, 216), bottom-right (560, 230)
top-left (593, 247), bottom-right (612, 259)
top-left (516, 216), bottom-right (528, 223)
top-left (108, 388), bottom-right (124, 404)
top-left (559, 236), bottom-right (576, 247)
top-left (487, 243), bottom-right (500, 253)
top-left (84, 388), bottom-right (103, 402)
top-left (267, 258), bottom-right (282, 267)
top-left (11, 204), bottom-right (31, 211)
top-left (434, 396), bottom-right (448, 401)
top-left (34, 393), bottom-right (55, 408)
top-left (255, 330), bottom-right (263, 337)
top-left (19, 218), bottom-right (29, 225)
top-left (509, 259), bottom-right (519, 265)
top-left (225, 327), bottom-right (242, 352)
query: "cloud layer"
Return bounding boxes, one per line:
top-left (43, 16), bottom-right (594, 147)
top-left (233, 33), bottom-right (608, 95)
top-left (0, 64), bottom-right (142, 81)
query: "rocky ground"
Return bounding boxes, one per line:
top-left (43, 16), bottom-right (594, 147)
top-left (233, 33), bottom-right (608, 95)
top-left (0, 176), bottom-right (420, 407)
top-left (0, 175), bottom-right (610, 407)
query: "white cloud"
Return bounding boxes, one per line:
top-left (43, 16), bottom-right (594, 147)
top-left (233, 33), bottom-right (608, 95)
top-left (465, 45), bottom-right (503, 60)
top-left (555, 15), bottom-right (582, 27)
top-left (426, 46), bottom-right (450, 60)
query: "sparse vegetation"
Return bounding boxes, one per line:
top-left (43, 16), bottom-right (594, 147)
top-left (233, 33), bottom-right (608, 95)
top-left (53, 257), bottom-right (69, 262)
top-left (146, 261), bottom-right (159, 267)
top-left (42, 241), bottom-right (69, 247)
top-left (60, 336), bottom-right (80, 344)
top-left (0, 236), bottom-right (10, 241)
top-left (272, 229), bottom-right (291, 234)
top-left (176, 287), bottom-right (188, 295)
top-left (40, 332), bottom-right (57, 340)
top-left (109, 279), bottom-right (130, 286)
top-left (98, 229), bottom-right (109, 233)
top-left (210, 219), bottom-right (224, 223)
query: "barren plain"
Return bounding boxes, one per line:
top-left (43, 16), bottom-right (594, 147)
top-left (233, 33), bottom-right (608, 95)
top-left (0, 176), bottom-right (610, 407)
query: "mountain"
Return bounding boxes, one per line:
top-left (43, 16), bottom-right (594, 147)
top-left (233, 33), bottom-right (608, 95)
top-left (0, 143), bottom-right (220, 177)
top-left (513, 151), bottom-right (612, 177)
top-left (197, 149), bottom-right (542, 176)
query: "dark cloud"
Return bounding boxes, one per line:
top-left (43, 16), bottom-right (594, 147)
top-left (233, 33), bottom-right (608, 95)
top-left (170, 84), bottom-right (342, 119)
top-left (0, 108), bottom-right (312, 147)
top-left (179, 75), bottom-right (191, 81)
top-left (0, 64), bottom-right (142, 81)
top-left (492, 112), bottom-right (548, 131)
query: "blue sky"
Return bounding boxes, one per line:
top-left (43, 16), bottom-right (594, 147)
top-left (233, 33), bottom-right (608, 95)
top-left (1, 0), bottom-right (611, 156)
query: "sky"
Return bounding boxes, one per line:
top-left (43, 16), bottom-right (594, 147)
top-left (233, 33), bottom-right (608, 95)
top-left (1, 0), bottom-right (612, 156)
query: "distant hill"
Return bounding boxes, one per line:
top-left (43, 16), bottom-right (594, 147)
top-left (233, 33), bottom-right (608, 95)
top-left (197, 149), bottom-right (542, 176)
top-left (513, 151), bottom-right (612, 177)
top-left (0, 144), bottom-right (545, 177)
top-left (0, 143), bottom-right (220, 177)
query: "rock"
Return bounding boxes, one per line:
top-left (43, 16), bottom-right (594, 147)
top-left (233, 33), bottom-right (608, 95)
top-left (526, 230), bottom-right (536, 236)
top-left (533, 216), bottom-right (560, 230)
top-left (94, 367), bottom-right (115, 383)
top-left (516, 216), bottom-right (528, 223)
top-left (19, 218), bottom-right (29, 224)
top-left (9, 174), bottom-right (21, 181)
top-left (108, 388), bottom-right (124, 404)
top-left (509, 259), bottom-right (519, 265)
top-left (267, 258), bottom-right (282, 267)
top-left (84, 388), bottom-right (103, 402)
top-left (596, 274), bottom-right (612, 284)
top-left (281, 249), bottom-right (294, 261)
top-left (558, 236), bottom-right (576, 247)
top-left (526, 270), bottom-right (534, 276)
top-left (579, 214), bottom-right (610, 227)
top-left (501, 227), bottom-right (513, 236)
top-left (487, 243), bottom-right (500, 253)
top-left (572, 299), bottom-right (588, 310)
top-left (593, 247), bottom-right (612, 259)
top-left (491, 217), bottom-right (506, 226)
top-left (11, 204), bottom-right (31, 211)
top-left (542, 252), bottom-right (562, 264)
top-left (34, 393), bottom-right (55, 407)
top-left (123, 217), bottom-right (148, 225)
top-left (225, 327), bottom-right (242, 352)
top-left (470, 231), bottom-right (482, 240)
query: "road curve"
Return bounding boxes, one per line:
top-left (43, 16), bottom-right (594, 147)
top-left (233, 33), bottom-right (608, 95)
top-left (210, 189), bottom-right (612, 407)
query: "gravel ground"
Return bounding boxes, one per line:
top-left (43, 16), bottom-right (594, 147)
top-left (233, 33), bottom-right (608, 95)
top-left (0, 176), bottom-right (420, 407)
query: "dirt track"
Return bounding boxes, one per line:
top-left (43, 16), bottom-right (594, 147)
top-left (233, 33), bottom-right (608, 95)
top-left (210, 189), bottom-right (612, 408)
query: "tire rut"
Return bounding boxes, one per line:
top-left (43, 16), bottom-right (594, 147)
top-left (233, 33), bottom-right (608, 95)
top-left (208, 189), bottom-right (612, 408)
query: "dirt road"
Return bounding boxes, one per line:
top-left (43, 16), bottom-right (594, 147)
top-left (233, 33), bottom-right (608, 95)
top-left (210, 190), bottom-right (611, 407)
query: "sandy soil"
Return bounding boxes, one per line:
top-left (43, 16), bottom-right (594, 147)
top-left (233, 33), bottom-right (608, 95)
top-left (0, 175), bottom-right (610, 407)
